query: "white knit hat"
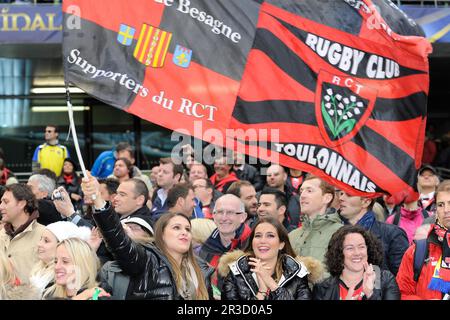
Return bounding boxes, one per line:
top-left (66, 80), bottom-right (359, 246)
top-left (122, 216), bottom-right (154, 236)
top-left (45, 221), bottom-right (91, 242)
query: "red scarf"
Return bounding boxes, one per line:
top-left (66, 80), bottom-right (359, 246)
top-left (0, 168), bottom-right (10, 185)
top-left (210, 172), bottom-right (238, 192)
top-left (63, 174), bottom-right (74, 185)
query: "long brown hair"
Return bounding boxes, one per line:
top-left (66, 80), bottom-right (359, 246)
top-left (154, 212), bottom-right (208, 300)
top-left (244, 217), bottom-right (296, 282)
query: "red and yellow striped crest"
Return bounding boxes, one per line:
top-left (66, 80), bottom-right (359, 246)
top-left (133, 24), bottom-right (172, 68)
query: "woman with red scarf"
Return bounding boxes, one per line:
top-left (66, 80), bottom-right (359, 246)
top-left (210, 156), bottom-right (238, 193)
top-left (57, 158), bottom-right (83, 213)
top-left (0, 158), bottom-right (17, 186)
top-left (396, 180), bottom-right (450, 300)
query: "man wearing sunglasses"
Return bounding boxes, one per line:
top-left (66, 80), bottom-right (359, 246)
top-left (32, 125), bottom-right (69, 176)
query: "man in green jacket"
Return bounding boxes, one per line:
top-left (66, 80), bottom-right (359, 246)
top-left (289, 175), bottom-right (343, 273)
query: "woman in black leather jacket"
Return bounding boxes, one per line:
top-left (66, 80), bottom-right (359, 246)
top-left (313, 225), bottom-right (400, 300)
top-left (219, 217), bottom-right (322, 300)
top-left (93, 208), bottom-right (212, 299)
top-left (82, 173), bottom-right (212, 299)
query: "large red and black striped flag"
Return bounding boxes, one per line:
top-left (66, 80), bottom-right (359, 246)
top-left (63, 0), bottom-right (432, 201)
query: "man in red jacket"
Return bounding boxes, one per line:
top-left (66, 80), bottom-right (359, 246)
top-left (396, 180), bottom-right (450, 300)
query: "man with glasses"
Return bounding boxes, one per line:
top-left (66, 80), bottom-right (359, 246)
top-left (198, 194), bottom-right (251, 298)
top-left (32, 125), bottom-right (69, 176)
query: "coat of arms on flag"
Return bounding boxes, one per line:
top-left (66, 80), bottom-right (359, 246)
top-left (133, 23), bottom-right (172, 68)
top-left (173, 45), bottom-right (192, 68)
top-left (316, 71), bottom-right (377, 148)
top-left (117, 24), bottom-right (135, 46)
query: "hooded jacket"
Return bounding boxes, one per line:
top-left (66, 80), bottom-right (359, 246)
top-left (396, 229), bottom-right (445, 300)
top-left (93, 204), bottom-right (212, 299)
top-left (218, 250), bottom-right (323, 300)
top-left (288, 210), bottom-right (343, 270)
top-left (312, 266), bottom-right (400, 300)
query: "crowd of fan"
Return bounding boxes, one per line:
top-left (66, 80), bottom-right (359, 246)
top-left (0, 124), bottom-right (448, 300)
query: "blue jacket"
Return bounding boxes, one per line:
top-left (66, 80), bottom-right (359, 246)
top-left (91, 150), bottom-right (115, 178)
top-left (356, 211), bottom-right (409, 275)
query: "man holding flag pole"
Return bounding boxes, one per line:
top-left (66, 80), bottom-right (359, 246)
top-left (62, 0), bottom-right (432, 216)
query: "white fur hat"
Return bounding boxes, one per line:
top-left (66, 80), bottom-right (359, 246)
top-left (45, 221), bottom-right (91, 242)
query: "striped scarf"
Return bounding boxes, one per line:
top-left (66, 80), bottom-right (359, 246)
top-left (428, 223), bottom-right (450, 294)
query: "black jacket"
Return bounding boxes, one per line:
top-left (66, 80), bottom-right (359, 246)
top-left (93, 203), bottom-right (212, 299)
top-left (100, 250), bottom-right (214, 300)
top-left (57, 174), bottom-right (83, 212)
top-left (312, 268), bottom-right (400, 300)
top-left (37, 198), bottom-right (64, 226)
top-left (367, 219), bottom-right (409, 275)
top-left (220, 253), bottom-right (312, 300)
top-left (234, 164), bottom-right (265, 192)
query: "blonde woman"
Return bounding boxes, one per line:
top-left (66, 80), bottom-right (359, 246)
top-left (29, 221), bottom-right (91, 296)
top-left (0, 247), bottom-right (15, 299)
top-left (43, 238), bottom-right (108, 300)
top-left (191, 218), bottom-right (216, 253)
top-left (0, 247), bottom-right (39, 300)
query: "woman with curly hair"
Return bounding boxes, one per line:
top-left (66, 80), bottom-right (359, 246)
top-left (313, 225), bottom-right (400, 300)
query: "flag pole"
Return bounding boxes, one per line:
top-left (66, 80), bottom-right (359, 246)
top-left (65, 85), bottom-right (88, 177)
top-left (65, 84), bottom-right (96, 200)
